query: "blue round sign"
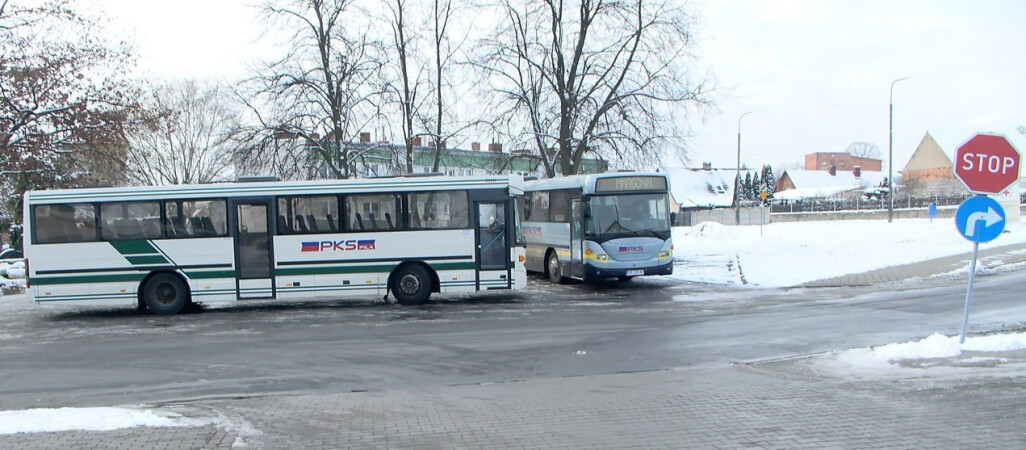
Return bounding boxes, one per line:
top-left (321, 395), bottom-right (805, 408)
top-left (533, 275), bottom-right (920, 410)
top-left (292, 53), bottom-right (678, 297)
top-left (954, 196), bottom-right (1005, 243)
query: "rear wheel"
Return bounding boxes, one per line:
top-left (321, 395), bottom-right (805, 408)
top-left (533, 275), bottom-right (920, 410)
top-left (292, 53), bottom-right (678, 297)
top-left (142, 273), bottom-right (189, 315)
top-left (547, 251), bottom-right (565, 284)
top-left (391, 264), bottom-right (431, 306)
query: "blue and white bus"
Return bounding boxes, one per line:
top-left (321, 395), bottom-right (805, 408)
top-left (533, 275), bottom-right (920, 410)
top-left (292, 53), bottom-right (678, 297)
top-left (23, 175), bottom-right (526, 314)
top-left (522, 172), bottom-right (674, 283)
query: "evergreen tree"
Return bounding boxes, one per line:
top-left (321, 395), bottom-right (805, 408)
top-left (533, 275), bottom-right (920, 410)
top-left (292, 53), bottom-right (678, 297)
top-left (751, 172), bottom-right (761, 202)
top-left (742, 172), bottom-right (753, 201)
top-left (761, 165), bottom-right (775, 203)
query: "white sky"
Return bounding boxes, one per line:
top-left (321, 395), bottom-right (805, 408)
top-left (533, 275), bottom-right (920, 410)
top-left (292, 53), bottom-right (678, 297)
top-left (91, 0), bottom-right (1026, 172)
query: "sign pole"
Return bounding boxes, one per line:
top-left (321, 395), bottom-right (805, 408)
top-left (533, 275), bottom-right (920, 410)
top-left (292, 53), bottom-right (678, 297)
top-left (960, 241), bottom-right (980, 344)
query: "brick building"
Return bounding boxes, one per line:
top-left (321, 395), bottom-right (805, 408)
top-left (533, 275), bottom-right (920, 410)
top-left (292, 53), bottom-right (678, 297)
top-left (804, 152), bottom-right (882, 172)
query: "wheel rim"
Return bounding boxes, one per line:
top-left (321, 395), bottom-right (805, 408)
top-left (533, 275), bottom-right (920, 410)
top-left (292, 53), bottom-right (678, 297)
top-left (399, 273), bottom-right (422, 295)
top-left (155, 282), bottom-right (177, 306)
top-left (548, 254), bottom-right (559, 279)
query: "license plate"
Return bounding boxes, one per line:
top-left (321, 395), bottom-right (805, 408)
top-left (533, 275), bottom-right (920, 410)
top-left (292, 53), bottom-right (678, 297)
top-left (626, 269), bottom-right (644, 276)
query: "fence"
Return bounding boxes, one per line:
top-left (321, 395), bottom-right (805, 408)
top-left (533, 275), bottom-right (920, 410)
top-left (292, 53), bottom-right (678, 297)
top-left (766, 193), bottom-right (1008, 214)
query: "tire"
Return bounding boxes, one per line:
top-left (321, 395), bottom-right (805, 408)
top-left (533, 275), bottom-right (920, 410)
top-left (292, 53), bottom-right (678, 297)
top-left (547, 251), bottom-right (565, 284)
top-left (391, 264), bottom-right (431, 306)
top-left (142, 273), bottom-right (190, 315)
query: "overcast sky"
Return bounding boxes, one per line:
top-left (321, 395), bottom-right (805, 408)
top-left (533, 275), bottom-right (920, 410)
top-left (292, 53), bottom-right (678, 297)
top-left (96, 0), bottom-right (1026, 174)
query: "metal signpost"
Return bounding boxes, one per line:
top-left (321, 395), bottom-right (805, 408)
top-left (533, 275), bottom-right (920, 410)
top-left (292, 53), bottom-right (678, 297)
top-left (951, 133), bottom-right (1021, 344)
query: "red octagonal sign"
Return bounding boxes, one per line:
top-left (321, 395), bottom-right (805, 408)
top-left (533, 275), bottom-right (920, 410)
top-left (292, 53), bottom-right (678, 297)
top-left (953, 133), bottom-right (1021, 195)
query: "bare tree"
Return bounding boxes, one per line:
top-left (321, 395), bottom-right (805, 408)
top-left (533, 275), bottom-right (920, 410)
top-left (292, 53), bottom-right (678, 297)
top-left (242, 0), bottom-right (385, 180)
top-left (381, 0), bottom-right (427, 174)
top-left (473, 0), bottom-right (711, 177)
top-left (845, 141), bottom-right (881, 159)
top-left (126, 81), bottom-right (241, 185)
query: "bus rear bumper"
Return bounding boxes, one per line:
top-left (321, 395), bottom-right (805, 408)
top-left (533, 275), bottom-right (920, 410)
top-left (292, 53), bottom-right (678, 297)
top-left (584, 261), bottom-right (673, 279)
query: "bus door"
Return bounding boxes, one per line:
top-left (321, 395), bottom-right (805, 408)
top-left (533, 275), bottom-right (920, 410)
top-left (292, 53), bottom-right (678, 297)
top-left (475, 201), bottom-right (511, 290)
top-left (230, 198), bottom-right (276, 299)
top-left (570, 199), bottom-right (584, 278)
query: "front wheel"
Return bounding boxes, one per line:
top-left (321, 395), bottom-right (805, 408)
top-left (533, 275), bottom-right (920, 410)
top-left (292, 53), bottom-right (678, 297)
top-left (547, 251), bottom-right (565, 284)
top-left (391, 264), bottom-right (431, 306)
top-left (142, 273), bottom-right (190, 315)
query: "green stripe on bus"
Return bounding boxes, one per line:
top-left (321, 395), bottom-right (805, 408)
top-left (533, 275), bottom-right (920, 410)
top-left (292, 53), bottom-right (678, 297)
top-left (33, 273), bottom-right (147, 286)
top-left (109, 240), bottom-right (158, 255)
top-left (126, 255), bottom-right (169, 265)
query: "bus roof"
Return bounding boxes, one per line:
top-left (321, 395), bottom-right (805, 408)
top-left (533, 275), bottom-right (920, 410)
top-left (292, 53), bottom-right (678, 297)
top-left (523, 172), bottom-right (669, 193)
top-left (26, 174), bottom-right (524, 204)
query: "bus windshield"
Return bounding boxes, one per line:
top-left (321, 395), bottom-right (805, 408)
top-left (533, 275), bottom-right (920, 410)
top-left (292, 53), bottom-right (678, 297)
top-left (586, 193), bottom-right (670, 239)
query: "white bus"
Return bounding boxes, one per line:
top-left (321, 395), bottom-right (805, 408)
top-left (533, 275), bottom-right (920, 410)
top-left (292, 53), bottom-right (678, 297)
top-left (522, 172), bottom-right (674, 283)
top-left (23, 175), bottom-right (526, 314)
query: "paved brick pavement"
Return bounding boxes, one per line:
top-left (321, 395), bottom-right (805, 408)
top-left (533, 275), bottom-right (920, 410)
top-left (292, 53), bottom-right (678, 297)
top-left (4, 359), bottom-right (1023, 449)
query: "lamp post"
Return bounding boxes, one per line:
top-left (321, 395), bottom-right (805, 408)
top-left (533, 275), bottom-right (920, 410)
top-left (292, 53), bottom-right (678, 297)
top-left (888, 77), bottom-right (909, 223)
top-left (735, 110), bottom-right (755, 225)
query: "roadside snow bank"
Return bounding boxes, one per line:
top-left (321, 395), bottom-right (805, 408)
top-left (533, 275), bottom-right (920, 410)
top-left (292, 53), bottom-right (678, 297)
top-left (837, 331), bottom-right (1026, 368)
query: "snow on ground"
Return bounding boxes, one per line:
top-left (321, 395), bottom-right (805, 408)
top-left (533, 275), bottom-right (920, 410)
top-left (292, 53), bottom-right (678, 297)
top-left (0, 407), bottom-right (205, 435)
top-left (671, 217), bottom-right (1026, 287)
top-left (817, 331), bottom-right (1026, 377)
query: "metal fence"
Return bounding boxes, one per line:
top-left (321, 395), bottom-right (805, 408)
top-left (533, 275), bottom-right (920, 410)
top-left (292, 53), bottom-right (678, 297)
top-left (767, 193), bottom-right (1026, 214)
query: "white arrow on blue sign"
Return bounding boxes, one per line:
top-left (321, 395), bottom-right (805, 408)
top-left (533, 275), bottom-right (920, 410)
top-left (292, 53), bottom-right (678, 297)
top-left (954, 196), bottom-right (1005, 243)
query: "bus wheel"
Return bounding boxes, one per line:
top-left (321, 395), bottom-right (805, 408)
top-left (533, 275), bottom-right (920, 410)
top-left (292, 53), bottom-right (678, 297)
top-left (142, 273), bottom-right (190, 315)
top-left (547, 251), bottom-right (565, 284)
top-left (392, 264), bottom-right (431, 306)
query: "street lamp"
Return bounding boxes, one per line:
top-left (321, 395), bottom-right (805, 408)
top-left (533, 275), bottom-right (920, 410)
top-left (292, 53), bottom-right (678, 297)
top-left (888, 77), bottom-right (909, 223)
top-left (735, 110), bottom-right (755, 225)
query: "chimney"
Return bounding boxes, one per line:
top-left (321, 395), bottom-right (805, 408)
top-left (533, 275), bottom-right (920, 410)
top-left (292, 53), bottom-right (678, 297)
top-left (853, 166), bottom-right (861, 177)
top-left (829, 165), bottom-right (836, 176)
top-left (471, 142), bottom-right (481, 151)
top-left (488, 142), bottom-right (503, 153)
top-left (411, 136), bottom-right (422, 147)
top-left (360, 132), bottom-right (371, 143)
top-left (702, 162), bottom-right (712, 171)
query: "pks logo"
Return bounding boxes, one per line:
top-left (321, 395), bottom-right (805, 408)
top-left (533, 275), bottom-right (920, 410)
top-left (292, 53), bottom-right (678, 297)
top-left (618, 245), bottom-right (644, 253)
top-left (302, 240), bottom-right (376, 252)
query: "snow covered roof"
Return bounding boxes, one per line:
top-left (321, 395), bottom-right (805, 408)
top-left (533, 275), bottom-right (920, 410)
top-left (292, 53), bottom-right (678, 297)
top-left (665, 168), bottom-right (737, 209)
top-left (777, 169), bottom-right (887, 200)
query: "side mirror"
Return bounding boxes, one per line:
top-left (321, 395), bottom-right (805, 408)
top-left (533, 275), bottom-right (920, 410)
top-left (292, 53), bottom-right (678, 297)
top-left (670, 212), bottom-right (677, 225)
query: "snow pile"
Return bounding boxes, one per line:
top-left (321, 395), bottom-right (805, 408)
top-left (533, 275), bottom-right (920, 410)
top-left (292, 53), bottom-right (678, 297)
top-left (835, 331), bottom-right (1026, 370)
top-left (0, 259), bottom-right (25, 279)
top-left (672, 217), bottom-right (1026, 287)
top-left (0, 407), bottom-right (201, 435)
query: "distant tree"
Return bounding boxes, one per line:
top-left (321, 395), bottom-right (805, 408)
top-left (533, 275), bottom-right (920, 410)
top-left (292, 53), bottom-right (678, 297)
top-left (126, 80), bottom-right (242, 185)
top-left (845, 141), bottom-right (881, 159)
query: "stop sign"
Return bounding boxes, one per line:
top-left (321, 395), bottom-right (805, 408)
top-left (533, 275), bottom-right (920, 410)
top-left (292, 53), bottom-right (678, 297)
top-left (953, 133), bottom-right (1021, 195)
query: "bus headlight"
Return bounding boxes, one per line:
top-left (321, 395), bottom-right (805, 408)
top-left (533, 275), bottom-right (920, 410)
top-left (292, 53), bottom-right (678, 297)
top-left (595, 253), bottom-right (608, 261)
top-left (658, 250), bottom-right (671, 258)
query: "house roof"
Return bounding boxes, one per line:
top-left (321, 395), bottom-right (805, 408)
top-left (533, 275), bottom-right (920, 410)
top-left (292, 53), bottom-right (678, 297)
top-left (776, 169), bottom-right (887, 200)
top-left (902, 132), bottom-right (953, 173)
top-left (664, 168), bottom-right (737, 208)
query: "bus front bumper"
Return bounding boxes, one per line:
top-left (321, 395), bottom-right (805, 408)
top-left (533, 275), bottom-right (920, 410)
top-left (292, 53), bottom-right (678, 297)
top-left (584, 261), bottom-right (673, 279)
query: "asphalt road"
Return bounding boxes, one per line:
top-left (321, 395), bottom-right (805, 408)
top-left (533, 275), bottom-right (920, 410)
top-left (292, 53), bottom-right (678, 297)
top-left (1, 271), bottom-right (1025, 410)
